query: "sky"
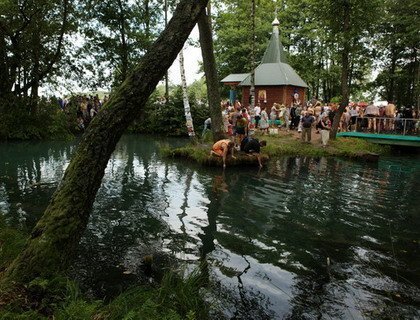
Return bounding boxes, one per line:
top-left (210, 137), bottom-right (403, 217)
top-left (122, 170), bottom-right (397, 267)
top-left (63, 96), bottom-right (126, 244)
top-left (40, 26), bottom-right (203, 97)
top-left (165, 26), bottom-right (203, 86)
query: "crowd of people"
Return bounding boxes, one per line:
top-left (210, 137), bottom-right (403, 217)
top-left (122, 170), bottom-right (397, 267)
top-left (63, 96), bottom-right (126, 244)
top-left (57, 94), bottom-right (109, 130)
top-left (218, 97), bottom-right (419, 140)
top-left (210, 96), bottom-right (419, 167)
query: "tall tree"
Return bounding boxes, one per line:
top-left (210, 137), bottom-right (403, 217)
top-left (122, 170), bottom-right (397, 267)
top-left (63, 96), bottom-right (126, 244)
top-left (213, 0), bottom-right (275, 79)
top-left (0, 0), bottom-right (75, 100)
top-left (0, 0), bottom-right (209, 292)
top-left (312, 0), bottom-right (382, 138)
top-left (179, 47), bottom-right (196, 138)
top-left (79, 0), bottom-right (161, 88)
top-left (198, 3), bottom-right (225, 141)
top-left (373, 0), bottom-right (420, 109)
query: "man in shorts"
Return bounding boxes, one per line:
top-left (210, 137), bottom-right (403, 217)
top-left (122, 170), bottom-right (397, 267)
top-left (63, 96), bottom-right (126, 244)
top-left (211, 139), bottom-right (236, 168)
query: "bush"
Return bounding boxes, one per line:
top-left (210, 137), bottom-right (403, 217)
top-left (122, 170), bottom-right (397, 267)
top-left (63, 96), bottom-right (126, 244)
top-left (0, 96), bottom-right (73, 141)
top-left (128, 86), bottom-right (210, 136)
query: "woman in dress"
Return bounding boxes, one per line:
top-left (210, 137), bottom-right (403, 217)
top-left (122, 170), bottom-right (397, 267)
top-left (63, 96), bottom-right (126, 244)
top-left (320, 115), bottom-right (331, 147)
top-left (259, 106), bottom-right (269, 135)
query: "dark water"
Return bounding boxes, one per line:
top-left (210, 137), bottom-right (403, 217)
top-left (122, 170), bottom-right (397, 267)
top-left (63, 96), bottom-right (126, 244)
top-left (1, 135), bottom-right (419, 319)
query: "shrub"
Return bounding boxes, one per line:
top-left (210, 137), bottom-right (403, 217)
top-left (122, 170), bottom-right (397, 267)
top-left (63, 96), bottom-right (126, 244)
top-left (0, 96), bottom-right (72, 141)
top-left (128, 86), bottom-right (210, 137)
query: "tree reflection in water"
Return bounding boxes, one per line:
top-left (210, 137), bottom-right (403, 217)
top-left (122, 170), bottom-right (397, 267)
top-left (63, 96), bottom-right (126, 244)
top-left (198, 171), bottom-right (275, 319)
top-left (1, 137), bottom-right (419, 318)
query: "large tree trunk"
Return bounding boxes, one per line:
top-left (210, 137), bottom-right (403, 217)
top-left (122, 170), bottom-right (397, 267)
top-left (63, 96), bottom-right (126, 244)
top-left (1, 0), bottom-right (208, 288)
top-left (197, 4), bottom-right (225, 142)
top-left (330, 2), bottom-right (351, 140)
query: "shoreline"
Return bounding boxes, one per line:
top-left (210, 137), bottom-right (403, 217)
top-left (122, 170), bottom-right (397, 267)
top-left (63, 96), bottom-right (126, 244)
top-left (163, 128), bottom-right (391, 167)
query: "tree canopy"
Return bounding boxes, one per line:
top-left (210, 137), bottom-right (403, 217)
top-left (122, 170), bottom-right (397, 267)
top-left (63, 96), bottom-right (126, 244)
top-left (0, 0), bottom-right (418, 111)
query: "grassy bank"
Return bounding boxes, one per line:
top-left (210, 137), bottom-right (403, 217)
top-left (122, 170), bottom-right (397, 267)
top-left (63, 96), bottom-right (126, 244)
top-left (0, 216), bottom-right (208, 320)
top-left (162, 132), bottom-right (390, 167)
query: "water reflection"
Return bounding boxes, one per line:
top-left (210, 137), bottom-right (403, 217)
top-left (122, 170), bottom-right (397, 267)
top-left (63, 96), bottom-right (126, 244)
top-left (0, 136), bottom-right (419, 318)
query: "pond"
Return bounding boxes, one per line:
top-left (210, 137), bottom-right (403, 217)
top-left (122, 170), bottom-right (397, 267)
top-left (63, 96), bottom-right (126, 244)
top-left (1, 135), bottom-right (419, 319)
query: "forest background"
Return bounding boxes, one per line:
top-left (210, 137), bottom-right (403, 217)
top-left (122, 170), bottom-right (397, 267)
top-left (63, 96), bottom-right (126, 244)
top-left (0, 0), bottom-right (418, 141)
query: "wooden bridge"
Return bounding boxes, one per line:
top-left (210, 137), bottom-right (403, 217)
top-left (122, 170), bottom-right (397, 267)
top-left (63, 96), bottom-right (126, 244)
top-left (337, 132), bottom-right (420, 147)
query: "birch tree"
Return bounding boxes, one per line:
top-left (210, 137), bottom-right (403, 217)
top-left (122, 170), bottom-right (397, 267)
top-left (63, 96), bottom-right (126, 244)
top-left (179, 47), bottom-right (196, 138)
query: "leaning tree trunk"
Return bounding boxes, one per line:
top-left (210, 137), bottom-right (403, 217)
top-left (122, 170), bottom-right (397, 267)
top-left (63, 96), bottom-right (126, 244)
top-left (197, 3), bottom-right (225, 142)
top-left (1, 0), bottom-right (209, 288)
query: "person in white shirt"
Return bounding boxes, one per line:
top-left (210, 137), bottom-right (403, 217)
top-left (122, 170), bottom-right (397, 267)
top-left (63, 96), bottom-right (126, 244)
top-left (365, 103), bottom-right (380, 132)
top-left (254, 104), bottom-right (261, 128)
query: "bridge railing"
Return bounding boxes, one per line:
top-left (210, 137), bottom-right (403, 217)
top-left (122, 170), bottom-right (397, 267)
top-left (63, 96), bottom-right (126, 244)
top-left (353, 117), bottom-right (420, 136)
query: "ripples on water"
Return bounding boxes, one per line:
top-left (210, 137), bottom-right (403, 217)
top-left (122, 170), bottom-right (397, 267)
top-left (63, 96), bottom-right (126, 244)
top-left (0, 136), bottom-right (419, 319)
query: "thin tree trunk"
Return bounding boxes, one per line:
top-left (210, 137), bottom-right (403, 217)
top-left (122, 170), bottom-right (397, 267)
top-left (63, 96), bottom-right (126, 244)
top-left (179, 48), bottom-right (196, 138)
top-left (164, 0), bottom-right (169, 104)
top-left (17, 0), bottom-right (69, 96)
top-left (387, 45), bottom-right (397, 102)
top-left (0, 33), bottom-right (9, 98)
top-left (144, 0), bottom-right (150, 40)
top-left (330, 1), bottom-right (351, 140)
top-left (197, 3), bottom-right (225, 141)
top-left (117, 0), bottom-right (128, 82)
top-left (30, 24), bottom-right (41, 114)
top-left (1, 0), bottom-right (209, 289)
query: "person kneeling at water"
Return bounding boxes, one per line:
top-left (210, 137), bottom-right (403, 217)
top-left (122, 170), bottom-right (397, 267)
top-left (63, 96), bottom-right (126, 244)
top-left (210, 139), bottom-right (236, 168)
top-left (240, 137), bottom-right (267, 168)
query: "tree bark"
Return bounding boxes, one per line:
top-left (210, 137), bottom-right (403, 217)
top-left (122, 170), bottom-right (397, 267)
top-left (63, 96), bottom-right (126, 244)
top-left (179, 48), bottom-right (196, 138)
top-left (330, 1), bottom-right (351, 140)
top-left (197, 4), bottom-right (225, 142)
top-left (387, 45), bottom-right (397, 102)
top-left (0, 32), bottom-right (9, 98)
top-left (1, 0), bottom-right (209, 287)
top-left (117, 0), bottom-right (128, 82)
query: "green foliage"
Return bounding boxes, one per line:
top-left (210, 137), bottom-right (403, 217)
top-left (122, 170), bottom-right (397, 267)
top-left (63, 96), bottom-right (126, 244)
top-left (213, 0), bottom-right (276, 78)
top-left (1, 266), bottom-right (208, 320)
top-left (212, 0), bottom-right (403, 104)
top-left (0, 221), bottom-right (207, 320)
top-left (0, 215), bottom-right (27, 272)
top-left (0, 0), bottom-right (78, 98)
top-left (0, 97), bottom-right (73, 141)
top-left (95, 269), bottom-right (207, 320)
top-left (157, 269), bottom-right (207, 318)
top-left (331, 137), bottom-right (390, 156)
top-left (371, 0), bottom-right (420, 107)
top-left (129, 84), bottom-right (210, 136)
top-left (77, 0), bottom-right (161, 88)
top-left (330, 96), bottom-right (342, 103)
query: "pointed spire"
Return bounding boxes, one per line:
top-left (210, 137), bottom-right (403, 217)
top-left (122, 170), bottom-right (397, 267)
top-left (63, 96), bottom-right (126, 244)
top-left (272, 6), bottom-right (280, 27)
top-left (261, 10), bottom-right (288, 64)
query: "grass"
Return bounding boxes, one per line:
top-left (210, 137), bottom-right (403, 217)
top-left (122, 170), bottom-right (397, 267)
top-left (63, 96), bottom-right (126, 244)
top-left (98, 269), bottom-right (207, 320)
top-left (0, 214), bottom-right (209, 320)
top-left (0, 216), bottom-right (27, 272)
top-left (1, 269), bottom-right (207, 320)
top-left (162, 131), bottom-right (390, 166)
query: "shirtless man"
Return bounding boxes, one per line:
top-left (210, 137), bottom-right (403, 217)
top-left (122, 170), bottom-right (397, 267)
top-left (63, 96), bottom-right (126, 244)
top-left (385, 102), bottom-right (396, 131)
top-left (210, 139), bottom-right (236, 168)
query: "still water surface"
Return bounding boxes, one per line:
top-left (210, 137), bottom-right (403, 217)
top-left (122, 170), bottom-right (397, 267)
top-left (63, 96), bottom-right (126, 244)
top-left (1, 135), bottom-right (419, 319)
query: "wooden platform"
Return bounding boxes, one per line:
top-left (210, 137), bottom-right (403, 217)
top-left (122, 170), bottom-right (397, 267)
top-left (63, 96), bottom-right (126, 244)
top-left (337, 132), bottom-right (420, 147)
